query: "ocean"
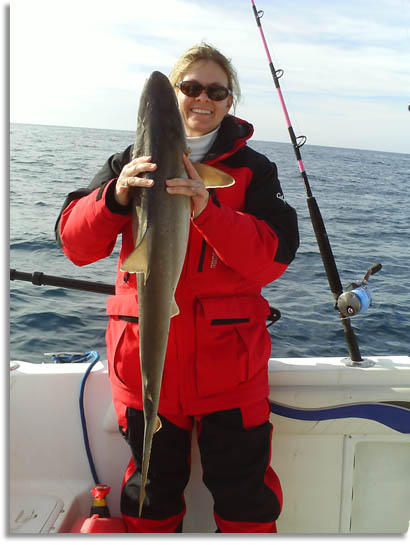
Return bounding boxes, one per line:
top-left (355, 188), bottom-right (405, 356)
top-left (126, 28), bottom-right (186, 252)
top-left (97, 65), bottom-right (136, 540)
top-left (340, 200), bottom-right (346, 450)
top-left (9, 123), bottom-right (410, 362)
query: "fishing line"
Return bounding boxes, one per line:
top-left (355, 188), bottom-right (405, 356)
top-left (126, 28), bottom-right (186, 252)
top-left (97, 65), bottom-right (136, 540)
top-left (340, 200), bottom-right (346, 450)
top-left (250, 1), bottom-right (364, 364)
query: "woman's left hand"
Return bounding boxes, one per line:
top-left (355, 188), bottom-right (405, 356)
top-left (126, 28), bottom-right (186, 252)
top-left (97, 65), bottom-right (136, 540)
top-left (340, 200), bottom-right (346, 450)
top-left (166, 153), bottom-right (209, 219)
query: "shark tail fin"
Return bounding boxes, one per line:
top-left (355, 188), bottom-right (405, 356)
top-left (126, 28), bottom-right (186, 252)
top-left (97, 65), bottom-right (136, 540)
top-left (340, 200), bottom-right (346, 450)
top-left (138, 415), bottom-right (162, 517)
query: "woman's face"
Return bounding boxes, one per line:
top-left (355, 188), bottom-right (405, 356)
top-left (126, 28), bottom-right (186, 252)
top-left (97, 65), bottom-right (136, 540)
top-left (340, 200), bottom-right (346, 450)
top-left (175, 60), bottom-right (233, 137)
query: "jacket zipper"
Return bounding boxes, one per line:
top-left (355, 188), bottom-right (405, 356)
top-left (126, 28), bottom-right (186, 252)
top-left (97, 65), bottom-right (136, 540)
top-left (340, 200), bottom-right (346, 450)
top-left (198, 239), bottom-right (207, 272)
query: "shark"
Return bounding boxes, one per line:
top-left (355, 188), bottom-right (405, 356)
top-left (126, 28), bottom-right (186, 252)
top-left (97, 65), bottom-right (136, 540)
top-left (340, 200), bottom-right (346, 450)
top-left (120, 71), bottom-right (234, 516)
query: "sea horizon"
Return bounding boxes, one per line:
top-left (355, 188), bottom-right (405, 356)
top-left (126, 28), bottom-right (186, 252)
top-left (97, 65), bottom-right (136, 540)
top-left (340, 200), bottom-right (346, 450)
top-left (10, 121), bottom-right (409, 157)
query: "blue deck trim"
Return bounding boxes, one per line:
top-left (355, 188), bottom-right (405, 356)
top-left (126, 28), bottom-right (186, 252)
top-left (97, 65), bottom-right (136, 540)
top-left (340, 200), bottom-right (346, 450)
top-left (269, 401), bottom-right (410, 433)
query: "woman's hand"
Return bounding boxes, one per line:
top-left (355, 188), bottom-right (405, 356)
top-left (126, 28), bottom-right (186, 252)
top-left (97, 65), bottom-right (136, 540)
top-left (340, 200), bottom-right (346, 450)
top-left (115, 155), bottom-right (157, 206)
top-left (166, 153), bottom-right (209, 218)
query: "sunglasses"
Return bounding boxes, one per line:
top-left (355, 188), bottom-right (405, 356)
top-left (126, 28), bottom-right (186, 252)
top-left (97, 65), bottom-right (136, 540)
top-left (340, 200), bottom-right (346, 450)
top-left (176, 80), bottom-right (232, 101)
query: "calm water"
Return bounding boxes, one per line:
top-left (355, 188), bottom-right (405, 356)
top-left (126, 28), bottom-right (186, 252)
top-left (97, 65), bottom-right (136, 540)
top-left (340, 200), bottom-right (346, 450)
top-left (9, 123), bottom-right (410, 362)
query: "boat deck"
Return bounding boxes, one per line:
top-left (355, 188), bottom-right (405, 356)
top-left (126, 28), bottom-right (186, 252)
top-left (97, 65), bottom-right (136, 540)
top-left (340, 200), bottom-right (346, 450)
top-left (10, 355), bottom-right (410, 533)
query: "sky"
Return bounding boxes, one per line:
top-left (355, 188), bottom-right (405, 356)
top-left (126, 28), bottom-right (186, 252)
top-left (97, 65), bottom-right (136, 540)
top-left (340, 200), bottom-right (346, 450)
top-left (8, 0), bottom-right (410, 154)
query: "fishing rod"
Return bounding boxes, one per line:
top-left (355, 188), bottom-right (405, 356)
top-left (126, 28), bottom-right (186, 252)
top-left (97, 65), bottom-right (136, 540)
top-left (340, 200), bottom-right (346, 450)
top-left (250, 1), bottom-right (373, 366)
top-left (10, 269), bottom-right (115, 295)
top-left (10, 268), bottom-right (281, 326)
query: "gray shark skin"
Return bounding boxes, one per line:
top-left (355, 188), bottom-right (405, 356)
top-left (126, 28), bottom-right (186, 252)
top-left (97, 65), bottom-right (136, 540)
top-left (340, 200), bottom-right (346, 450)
top-left (121, 71), bottom-right (234, 516)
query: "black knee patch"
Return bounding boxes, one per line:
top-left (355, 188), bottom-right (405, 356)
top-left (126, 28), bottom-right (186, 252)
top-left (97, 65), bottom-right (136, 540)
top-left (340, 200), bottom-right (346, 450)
top-left (121, 408), bottom-right (191, 519)
top-left (199, 409), bottom-right (281, 522)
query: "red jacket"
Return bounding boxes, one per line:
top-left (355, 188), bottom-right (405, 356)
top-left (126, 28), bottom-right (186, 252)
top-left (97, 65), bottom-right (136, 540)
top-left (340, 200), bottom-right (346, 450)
top-left (57, 115), bottom-right (299, 417)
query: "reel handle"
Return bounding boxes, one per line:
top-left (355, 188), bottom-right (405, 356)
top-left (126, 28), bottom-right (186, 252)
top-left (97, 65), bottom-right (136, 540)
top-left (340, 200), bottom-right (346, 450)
top-left (363, 262), bottom-right (382, 282)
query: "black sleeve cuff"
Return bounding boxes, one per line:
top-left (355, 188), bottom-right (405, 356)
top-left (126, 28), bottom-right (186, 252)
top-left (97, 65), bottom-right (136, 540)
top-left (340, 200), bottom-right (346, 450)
top-left (105, 179), bottom-right (132, 215)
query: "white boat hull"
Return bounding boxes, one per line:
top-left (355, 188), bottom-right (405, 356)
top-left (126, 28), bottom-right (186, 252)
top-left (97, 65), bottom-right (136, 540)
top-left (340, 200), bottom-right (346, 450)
top-left (10, 355), bottom-right (410, 534)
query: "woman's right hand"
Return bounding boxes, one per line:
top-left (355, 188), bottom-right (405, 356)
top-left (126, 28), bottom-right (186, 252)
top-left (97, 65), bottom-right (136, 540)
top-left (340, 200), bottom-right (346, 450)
top-left (115, 155), bottom-right (157, 206)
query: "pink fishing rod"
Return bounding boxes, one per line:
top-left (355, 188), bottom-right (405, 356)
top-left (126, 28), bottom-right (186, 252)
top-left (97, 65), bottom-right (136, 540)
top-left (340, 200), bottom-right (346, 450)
top-left (251, 0), bottom-right (310, 195)
top-left (251, 0), bottom-right (364, 364)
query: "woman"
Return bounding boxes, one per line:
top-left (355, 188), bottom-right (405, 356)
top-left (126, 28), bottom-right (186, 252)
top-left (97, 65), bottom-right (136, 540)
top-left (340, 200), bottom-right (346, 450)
top-left (56, 43), bottom-right (299, 533)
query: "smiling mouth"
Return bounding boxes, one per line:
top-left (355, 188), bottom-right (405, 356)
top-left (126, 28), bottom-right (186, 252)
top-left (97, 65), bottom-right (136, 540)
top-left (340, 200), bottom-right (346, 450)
top-left (191, 108), bottom-right (212, 115)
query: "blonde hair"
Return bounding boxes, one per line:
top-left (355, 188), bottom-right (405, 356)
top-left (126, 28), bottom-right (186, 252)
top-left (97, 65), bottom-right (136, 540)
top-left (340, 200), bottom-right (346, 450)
top-left (169, 42), bottom-right (241, 109)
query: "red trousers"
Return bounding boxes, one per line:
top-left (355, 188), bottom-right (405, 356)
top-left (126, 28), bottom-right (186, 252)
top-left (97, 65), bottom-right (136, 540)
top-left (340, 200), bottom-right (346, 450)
top-left (119, 399), bottom-right (282, 533)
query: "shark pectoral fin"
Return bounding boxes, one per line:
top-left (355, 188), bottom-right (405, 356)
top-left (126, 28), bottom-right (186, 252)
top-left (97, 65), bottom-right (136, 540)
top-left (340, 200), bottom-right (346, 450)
top-left (193, 162), bottom-right (235, 188)
top-left (120, 234), bottom-right (148, 276)
top-left (171, 297), bottom-right (180, 318)
top-left (155, 416), bottom-right (162, 433)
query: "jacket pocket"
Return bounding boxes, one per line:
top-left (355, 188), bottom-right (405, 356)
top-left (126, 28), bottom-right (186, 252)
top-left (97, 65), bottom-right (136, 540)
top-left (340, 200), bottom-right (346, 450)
top-left (106, 293), bottom-right (138, 317)
top-left (195, 295), bottom-right (271, 398)
top-left (105, 316), bottom-right (142, 394)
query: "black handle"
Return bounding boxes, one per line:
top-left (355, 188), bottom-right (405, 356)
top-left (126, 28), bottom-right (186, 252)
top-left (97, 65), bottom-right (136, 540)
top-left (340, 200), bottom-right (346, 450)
top-left (10, 269), bottom-right (115, 296)
top-left (369, 263), bottom-right (382, 276)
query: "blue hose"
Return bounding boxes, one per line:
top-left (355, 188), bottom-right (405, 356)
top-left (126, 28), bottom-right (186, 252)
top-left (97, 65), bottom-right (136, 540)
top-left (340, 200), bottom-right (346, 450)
top-left (50, 351), bottom-right (101, 484)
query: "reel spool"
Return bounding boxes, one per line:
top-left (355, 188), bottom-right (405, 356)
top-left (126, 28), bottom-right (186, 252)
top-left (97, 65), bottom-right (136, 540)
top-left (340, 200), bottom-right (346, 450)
top-left (337, 263), bottom-right (382, 317)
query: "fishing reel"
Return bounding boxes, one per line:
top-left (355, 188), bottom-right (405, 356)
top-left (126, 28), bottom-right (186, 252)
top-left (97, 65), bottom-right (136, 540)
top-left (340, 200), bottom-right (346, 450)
top-left (336, 263), bottom-right (382, 317)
